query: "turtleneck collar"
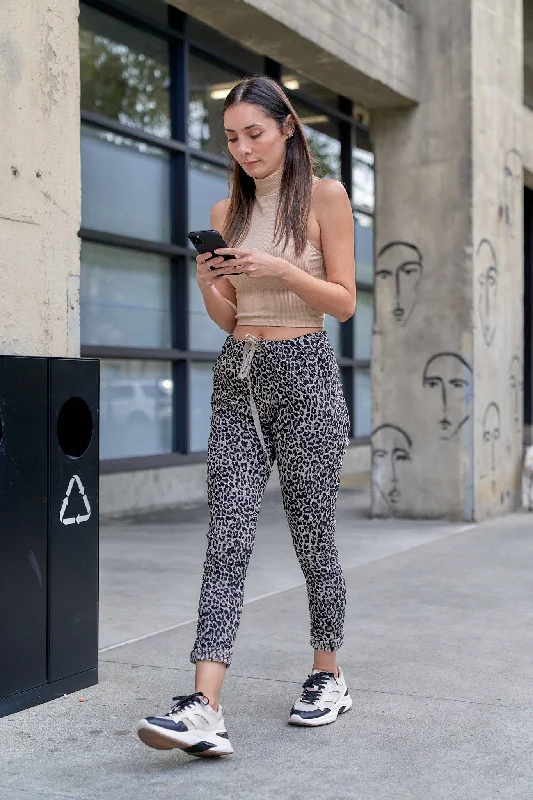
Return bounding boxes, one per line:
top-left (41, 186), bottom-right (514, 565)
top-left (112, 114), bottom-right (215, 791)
top-left (254, 166), bottom-right (283, 197)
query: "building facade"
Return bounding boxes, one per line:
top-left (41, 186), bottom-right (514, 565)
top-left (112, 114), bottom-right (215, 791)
top-left (1, 0), bottom-right (532, 520)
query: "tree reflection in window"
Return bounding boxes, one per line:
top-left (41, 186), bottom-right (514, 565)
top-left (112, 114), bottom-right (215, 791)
top-left (79, 6), bottom-right (171, 138)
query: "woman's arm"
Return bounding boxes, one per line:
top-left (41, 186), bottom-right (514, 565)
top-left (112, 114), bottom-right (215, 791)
top-left (279, 180), bottom-right (356, 322)
top-left (196, 199), bottom-right (238, 334)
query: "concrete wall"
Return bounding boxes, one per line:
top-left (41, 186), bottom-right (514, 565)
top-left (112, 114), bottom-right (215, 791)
top-left (370, 0), bottom-right (474, 519)
top-left (0, 0), bottom-right (81, 358)
top-left (472, 0), bottom-right (524, 518)
top-left (168, 0), bottom-right (418, 109)
top-left (370, 0), bottom-right (525, 521)
top-left (100, 445), bottom-right (371, 517)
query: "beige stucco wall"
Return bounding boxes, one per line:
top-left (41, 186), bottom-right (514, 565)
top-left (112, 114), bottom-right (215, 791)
top-left (0, 0), bottom-right (81, 358)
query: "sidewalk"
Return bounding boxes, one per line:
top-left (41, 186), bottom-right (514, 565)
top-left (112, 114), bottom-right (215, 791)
top-left (1, 489), bottom-right (533, 799)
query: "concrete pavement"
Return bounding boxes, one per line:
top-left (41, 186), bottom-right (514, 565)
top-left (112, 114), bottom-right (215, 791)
top-left (1, 489), bottom-right (533, 799)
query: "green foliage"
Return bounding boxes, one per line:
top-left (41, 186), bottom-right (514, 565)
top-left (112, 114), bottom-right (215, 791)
top-left (79, 29), bottom-right (171, 138)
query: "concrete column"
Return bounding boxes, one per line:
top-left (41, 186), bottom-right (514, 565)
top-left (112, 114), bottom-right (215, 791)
top-left (472, 0), bottom-right (524, 517)
top-left (371, 0), bottom-right (523, 520)
top-left (0, 0), bottom-right (81, 357)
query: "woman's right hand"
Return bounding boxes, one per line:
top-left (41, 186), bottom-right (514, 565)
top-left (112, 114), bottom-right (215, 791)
top-left (196, 252), bottom-right (226, 287)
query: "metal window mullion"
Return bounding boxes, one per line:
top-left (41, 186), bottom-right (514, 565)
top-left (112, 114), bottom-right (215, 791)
top-left (80, 110), bottom-right (187, 152)
top-left (79, 228), bottom-right (190, 257)
top-left (80, 0), bottom-right (182, 42)
top-left (264, 57), bottom-right (281, 82)
top-left (81, 112), bottom-right (230, 170)
top-left (81, 345), bottom-right (186, 360)
top-left (170, 28), bottom-right (190, 452)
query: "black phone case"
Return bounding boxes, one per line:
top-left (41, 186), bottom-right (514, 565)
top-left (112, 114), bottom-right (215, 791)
top-left (188, 229), bottom-right (242, 274)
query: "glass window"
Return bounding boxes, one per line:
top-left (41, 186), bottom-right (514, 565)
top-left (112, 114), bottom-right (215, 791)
top-left (354, 290), bottom-right (373, 361)
top-left (188, 261), bottom-right (231, 352)
top-left (189, 362), bottom-right (215, 452)
top-left (292, 100), bottom-right (341, 180)
top-left (100, 359), bottom-right (173, 459)
top-left (354, 369), bottom-right (371, 437)
top-left (80, 242), bottom-right (171, 348)
top-left (189, 159), bottom-right (230, 233)
top-left (81, 125), bottom-right (171, 242)
top-left (324, 316), bottom-right (341, 356)
top-left (353, 132), bottom-right (374, 213)
top-left (355, 212), bottom-right (374, 286)
top-left (188, 19), bottom-right (264, 74)
top-left (188, 54), bottom-right (243, 154)
top-left (79, 5), bottom-right (170, 138)
top-left (281, 70), bottom-right (340, 109)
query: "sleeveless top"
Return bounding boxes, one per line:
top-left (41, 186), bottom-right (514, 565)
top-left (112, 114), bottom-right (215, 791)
top-left (227, 168), bottom-right (326, 328)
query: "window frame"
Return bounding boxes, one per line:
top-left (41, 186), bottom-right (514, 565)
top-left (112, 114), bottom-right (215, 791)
top-left (79, 0), bottom-right (374, 468)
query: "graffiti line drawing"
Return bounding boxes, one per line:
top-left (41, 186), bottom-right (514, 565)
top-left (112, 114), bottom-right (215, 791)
top-left (376, 241), bottom-right (423, 327)
top-left (481, 402), bottom-right (501, 495)
top-left (476, 238), bottom-right (498, 346)
top-left (371, 424), bottom-right (413, 513)
top-left (509, 355), bottom-right (523, 432)
top-left (499, 148), bottom-right (522, 239)
top-left (422, 352), bottom-right (473, 440)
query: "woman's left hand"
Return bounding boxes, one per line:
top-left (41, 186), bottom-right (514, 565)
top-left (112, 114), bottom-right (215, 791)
top-left (213, 247), bottom-right (293, 280)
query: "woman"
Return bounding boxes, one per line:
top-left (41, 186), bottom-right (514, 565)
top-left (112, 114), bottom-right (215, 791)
top-left (138, 76), bottom-right (356, 757)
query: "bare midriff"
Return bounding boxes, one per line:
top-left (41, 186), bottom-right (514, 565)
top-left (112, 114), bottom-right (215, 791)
top-left (232, 324), bottom-right (323, 341)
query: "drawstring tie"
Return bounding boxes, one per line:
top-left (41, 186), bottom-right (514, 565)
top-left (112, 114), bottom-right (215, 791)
top-left (238, 334), bottom-right (270, 462)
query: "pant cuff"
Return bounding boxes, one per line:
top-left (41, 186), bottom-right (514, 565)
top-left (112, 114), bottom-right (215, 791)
top-left (190, 646), bottom-right (233, 667)
top-left (310, 636), bottom-right (344, 652)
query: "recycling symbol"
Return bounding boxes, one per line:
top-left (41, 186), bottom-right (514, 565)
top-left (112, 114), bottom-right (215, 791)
top-left (60, 475), bottom-right (91, 525)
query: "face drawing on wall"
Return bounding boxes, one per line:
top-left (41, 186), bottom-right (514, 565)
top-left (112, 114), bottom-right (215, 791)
top-left (422, 353), bottom-right (473, 440)
top-left (476, 238), bottom-right (498, 346)
top-left (375, 242), bottom-right (423, 327)
top-left (509, 355), bottom-right (523, 432)
top-left (481, 402), bottom-right (501, 494)
top-left (499, 148), bottom-right (522, 239)
top-left (371, 424), bottom-right (413, 512)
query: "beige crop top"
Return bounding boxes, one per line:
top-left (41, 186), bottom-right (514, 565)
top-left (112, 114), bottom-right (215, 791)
top-left (227, 168), bottom-right (326, 328)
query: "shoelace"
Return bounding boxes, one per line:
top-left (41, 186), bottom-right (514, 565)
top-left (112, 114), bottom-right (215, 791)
top-left (167, 692), bottom-right (208, 716)
top-left (300, 671), bottom-right (334, 704)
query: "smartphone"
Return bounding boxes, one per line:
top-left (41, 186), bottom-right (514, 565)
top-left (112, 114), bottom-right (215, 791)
top-left (188, 229), bottom-right (242, 275)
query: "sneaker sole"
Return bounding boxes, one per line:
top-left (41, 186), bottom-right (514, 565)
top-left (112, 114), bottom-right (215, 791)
top-left (288, 694), bottom-right (353, 727)
top-left (137, 721), bottom-right (233, 756)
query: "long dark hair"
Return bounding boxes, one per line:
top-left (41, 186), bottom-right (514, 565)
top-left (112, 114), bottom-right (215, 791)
top-left (222, 76), bottom-right (314, 257)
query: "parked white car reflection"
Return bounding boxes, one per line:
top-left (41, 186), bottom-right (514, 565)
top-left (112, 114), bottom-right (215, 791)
top-left (100, 378), bottom-right (173, 458)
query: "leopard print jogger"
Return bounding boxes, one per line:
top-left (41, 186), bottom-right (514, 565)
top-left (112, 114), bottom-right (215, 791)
top-left (190, 331), bottom-right (351, 666)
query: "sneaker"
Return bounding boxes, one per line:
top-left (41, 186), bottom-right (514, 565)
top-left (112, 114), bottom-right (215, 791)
top-left (137, 692), bottom-right (233, 756)
top-left (288, 668), bottom-right (352, 726)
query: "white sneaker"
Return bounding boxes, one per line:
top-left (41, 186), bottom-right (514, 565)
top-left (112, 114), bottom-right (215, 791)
top-left (137, 692), bottom-right (233, 756)
top-left (289, 668), bottom-right (353, 726)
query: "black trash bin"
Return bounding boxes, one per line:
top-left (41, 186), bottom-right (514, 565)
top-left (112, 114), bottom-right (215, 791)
top-left (0, 356), bottom-right (99, 717)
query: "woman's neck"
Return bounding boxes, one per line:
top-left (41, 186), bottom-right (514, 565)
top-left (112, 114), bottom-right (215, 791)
top-left (254, 166), bottom-right (283, 196)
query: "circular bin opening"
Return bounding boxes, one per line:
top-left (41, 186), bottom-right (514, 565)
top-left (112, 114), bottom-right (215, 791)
top-left (57, 397), bottom-right (93, 458)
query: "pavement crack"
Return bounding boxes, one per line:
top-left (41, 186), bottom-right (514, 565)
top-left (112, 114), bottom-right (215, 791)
top-left (0, 787), bottom-right (75, 800)
top-left (100, 659), bottom-right (531, 712)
